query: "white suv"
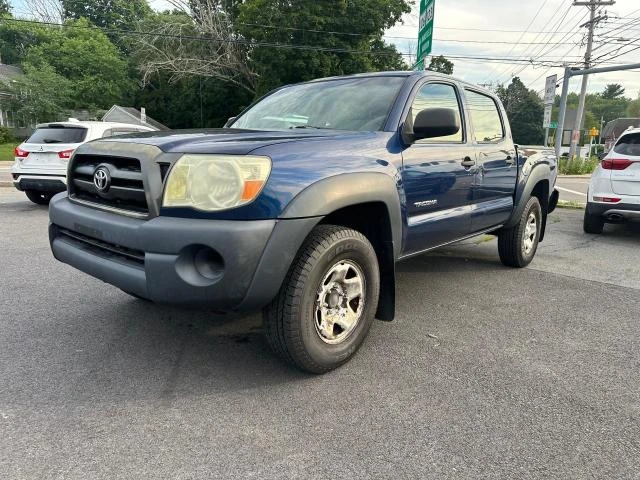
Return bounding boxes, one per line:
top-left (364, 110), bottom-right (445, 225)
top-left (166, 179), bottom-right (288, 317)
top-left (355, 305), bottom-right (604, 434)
top-left (12, 121), bottom-right (155, 204)
top-left (584, 127), bottom-right (640, 233)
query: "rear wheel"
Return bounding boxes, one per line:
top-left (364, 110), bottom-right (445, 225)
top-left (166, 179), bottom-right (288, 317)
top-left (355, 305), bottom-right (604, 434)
top-left (498, 196), bottom-right (542, 268)
top-left (263, 225), bottom-right (380, 374)
top-left (25, 190), bottom-right (53, 205)
top-left (583, 207), bottom-right (605, 234)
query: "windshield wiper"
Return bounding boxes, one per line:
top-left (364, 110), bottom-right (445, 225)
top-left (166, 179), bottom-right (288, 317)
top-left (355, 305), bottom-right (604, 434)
top-left (42, 139), bottom-right (63, 144)
top-left (290, 125), bottom-right (332, 130)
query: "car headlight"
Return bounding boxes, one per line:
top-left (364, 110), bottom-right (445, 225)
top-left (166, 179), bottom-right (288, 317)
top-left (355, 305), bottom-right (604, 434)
top-left (163, 154), bottom-right (271, 211)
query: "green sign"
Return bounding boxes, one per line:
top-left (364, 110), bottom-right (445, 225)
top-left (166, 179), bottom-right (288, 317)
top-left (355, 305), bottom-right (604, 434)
top-left (549, 121), bottom-right (558, 129)
top-left (415, 0), bottom-right (435, 70)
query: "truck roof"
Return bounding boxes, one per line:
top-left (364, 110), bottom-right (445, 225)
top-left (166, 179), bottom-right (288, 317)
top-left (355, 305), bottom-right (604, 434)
top-left (303, 70), bottom-right (495, 97)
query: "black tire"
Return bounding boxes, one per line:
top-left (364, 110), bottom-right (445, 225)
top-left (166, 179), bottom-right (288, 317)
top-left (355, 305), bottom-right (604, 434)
top-left (583, 208), bottom-right (605, 234)
top-left (498, 196), bottom-right (542, 268)
top-left (25, 190), bottom-right (52, 205)
top-left (263, 225), bottom-right (380, 374)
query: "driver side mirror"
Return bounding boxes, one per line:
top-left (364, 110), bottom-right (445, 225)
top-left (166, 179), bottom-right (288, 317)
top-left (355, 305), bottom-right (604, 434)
top-left (403, 108), bottom-right (460, 144)
top-left (224, 116), bottom-right (237, 128)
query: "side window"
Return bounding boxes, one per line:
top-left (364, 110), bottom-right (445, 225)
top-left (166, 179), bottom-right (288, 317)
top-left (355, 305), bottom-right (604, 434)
top-left (410, 83), bottom-right (463, 143)
top-left (101, 129), bottom-right (113, 138)
top-left (465, 90), bottom-right (504, 143)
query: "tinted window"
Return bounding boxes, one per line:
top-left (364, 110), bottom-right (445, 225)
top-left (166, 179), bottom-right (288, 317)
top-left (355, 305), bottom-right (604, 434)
top-left (466, 90), bottom-right (504, 143)
top-left (27, 126), bottom-right (87, 144)
top-left (613, 132), bottom-right (640, 156)
top-left (232, 76), bottom-right (406, 132)
top-left (410, 83), bottom-right (463, 143)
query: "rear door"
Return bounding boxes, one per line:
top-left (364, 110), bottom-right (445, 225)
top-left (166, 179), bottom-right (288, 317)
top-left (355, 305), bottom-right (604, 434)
top-left (609, 131), bottom-right (640, 196)
top-left (464, 89), bottom-right (517, 232)
top-left (401, 81), bottom-right (476, 254)
top-left (20, 125), bottom-right (87, 170)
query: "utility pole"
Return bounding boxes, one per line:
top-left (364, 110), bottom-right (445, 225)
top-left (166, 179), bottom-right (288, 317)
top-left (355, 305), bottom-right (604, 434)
top-left (568, 0), bottom-right (614, 159)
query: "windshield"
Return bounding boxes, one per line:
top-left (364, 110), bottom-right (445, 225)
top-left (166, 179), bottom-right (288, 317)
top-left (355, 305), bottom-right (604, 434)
top-left (232, 76), bottom-right (406, 132)
top-left (613, 132), bottom-right (640, 156)
top-left (27, 126), bottom-right (87, 144)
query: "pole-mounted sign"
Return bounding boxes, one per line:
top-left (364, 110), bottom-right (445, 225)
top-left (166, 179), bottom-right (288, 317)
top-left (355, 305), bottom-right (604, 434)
top-left (414, 0), bottom-right (435, 70)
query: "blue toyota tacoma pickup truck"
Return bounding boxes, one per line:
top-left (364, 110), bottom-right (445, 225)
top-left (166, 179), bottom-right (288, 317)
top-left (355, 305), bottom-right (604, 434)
top-left (49, 71), bottom-right (558, 373)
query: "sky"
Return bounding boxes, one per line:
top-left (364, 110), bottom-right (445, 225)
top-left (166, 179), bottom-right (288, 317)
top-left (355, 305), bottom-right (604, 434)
top-left (10, 0), bottom-right (640, 98)
top-left (384, 0), bottom-right (640, 98)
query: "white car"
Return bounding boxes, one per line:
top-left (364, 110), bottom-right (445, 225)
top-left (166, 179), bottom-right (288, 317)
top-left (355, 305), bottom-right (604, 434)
top-left (584, 127), bottom-right (640, 233)
top-left (11, 121), bottom-right (155, 204)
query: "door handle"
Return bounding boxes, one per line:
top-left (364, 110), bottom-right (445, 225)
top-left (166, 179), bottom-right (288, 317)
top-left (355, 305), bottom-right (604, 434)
top-left (461, 156), bottom-right (476, 168)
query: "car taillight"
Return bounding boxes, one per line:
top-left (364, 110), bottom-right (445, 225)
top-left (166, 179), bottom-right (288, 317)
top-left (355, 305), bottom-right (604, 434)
top-left (593, 196), bottom-right (621, 203)
top-left (14, 147), bottom-right (29, 158)
top-left (57, 149), bottom-right (74, 159)
top-left (602, 158), bottom-right (634, 170)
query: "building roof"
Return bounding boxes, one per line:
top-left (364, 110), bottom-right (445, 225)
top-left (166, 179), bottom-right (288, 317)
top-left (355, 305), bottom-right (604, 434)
top-left (602, 118), bottom-right (640, 139)
top-left (102, 105), bottom-right (168, 131)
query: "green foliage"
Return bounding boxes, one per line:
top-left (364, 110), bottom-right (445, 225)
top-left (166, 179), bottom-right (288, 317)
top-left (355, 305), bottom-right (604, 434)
top-left (0, 0), bottom-right (10, 15)
top-left (602, 83), bottom-right (625, 100)
top-left (558, 156), bottom-right (598, 175)
top-left (496, 77), bottom-right (544, 145)
top-left (0, 19), bottom-right (59, 66)
top-left (428, 55), bottom-right (453, 75)
top-left (23, 19), bottom-right (134, 112)
top-left (236, 0), bottom-right (411, 95)
top-left (62, 0), bottom-right (152, 30)
top-left (0, 126), bottom-right (15, 144)
top-left (627, 97), bottom-right (640, 118)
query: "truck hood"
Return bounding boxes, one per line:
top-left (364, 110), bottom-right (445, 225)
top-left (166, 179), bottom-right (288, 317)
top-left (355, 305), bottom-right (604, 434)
top-left (94, 128), bottom-right (366, 155)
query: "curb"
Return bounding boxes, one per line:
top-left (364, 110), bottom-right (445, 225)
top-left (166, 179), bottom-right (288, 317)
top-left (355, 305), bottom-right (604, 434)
top-left (0, 181), bottom-right (13, 187)
top-left (558, 174), bottom-right (592, 179)
top-left (556, 200), bottom-right (585, 210)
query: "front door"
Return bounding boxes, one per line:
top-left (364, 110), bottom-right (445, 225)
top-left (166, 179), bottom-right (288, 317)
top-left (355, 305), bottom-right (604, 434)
top-left (401, 82), bottom-right (476, 254)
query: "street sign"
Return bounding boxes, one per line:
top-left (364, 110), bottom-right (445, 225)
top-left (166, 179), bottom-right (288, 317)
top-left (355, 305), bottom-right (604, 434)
top-left (543, 104), bottom-right (552, 128)
top-left (415, 0), bottom-right (435, 70)
top-left (544, 74), bottom-right (557, 106)
top-left (549, 121), bottom-right (558, 129)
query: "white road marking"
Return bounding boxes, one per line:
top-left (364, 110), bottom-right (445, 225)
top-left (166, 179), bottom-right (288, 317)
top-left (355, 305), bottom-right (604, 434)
top-left (557, 186), bottom-right (586, 196)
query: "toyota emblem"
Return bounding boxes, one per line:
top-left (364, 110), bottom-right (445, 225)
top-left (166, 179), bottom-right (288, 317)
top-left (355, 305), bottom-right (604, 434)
top-left (93, 167), bottom-right (111, 193)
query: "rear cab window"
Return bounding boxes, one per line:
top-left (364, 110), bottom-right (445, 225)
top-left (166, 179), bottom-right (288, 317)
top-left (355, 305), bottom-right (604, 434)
top-left (27, 126), bottom-right (88, 144)
top-left (465, 90), bottom-right (505, 143)
top-left (613, 132), bottom-right (640, 156)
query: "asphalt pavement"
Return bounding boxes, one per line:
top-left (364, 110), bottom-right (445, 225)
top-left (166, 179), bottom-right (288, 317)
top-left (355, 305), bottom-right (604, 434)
top-left (1, 188), bottom-right (639, 479)
top-left (555, 176), bottom-right (589, 204)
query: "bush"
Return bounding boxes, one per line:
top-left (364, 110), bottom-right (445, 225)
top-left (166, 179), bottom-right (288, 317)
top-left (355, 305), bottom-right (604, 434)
top-left (0, 126), bottom-right (15, 144)
top-left (558, 156), bottom-right (599, 175)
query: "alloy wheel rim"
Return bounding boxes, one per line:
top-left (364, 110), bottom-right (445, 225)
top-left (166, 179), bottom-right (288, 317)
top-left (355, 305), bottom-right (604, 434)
top-left (314, 260), bottom-right (365, 344)
top-left (522, 212), bottom-right (538, 256)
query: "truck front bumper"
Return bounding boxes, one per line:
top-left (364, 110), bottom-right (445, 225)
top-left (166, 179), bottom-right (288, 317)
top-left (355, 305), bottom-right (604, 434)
top-left (49, 194), bottom-right (320, 311)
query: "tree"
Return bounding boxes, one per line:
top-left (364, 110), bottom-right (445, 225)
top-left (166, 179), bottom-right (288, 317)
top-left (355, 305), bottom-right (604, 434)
top-left (236, 0), bottom-right (411, 95)
top-left (0, 0), bottom-right (10, 15)
top-left (23, 19), bottom-right (133, 111)
top-left (428, 55), bottom-right (453, 74)
top-left (62, 0), bottom-right (152, 30)
top-left (627, 97), bottom-right (640, 118)
top-left (496, 77), bottom-right (544, 145)
top-left (602, 83), bottom-right (625, 100)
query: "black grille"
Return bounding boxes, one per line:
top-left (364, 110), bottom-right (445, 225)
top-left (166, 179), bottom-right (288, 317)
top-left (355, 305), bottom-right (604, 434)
top-left (70, 154), bottom-right (148, 215)
top-left (57, 227), bottom-right (145, 266)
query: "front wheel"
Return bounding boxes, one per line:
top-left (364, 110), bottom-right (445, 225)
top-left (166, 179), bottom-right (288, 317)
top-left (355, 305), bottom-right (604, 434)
top-left (263, 225), bottom-right (380, 374)
top-left (498, 196), bottom-right (542, 268)
top-left (25, 190), bottom-right (53, 205)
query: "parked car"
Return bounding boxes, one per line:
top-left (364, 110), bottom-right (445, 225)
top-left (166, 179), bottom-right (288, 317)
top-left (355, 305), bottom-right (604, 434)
top-left (11, 120), bottom-right (155, 204)
top-left (48, 72), bottom-right (559, 373)
top-left (584, 127), bottom-right (640, 233)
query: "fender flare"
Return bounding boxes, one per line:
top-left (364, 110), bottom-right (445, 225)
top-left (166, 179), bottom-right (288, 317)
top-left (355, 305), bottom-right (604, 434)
top-left (504, 163), bottom-right (551, 230)
top-left (281, 172), bottom-right (403, 259)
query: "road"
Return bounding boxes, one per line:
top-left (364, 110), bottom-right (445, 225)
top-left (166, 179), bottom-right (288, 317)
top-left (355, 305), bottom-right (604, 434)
top-left (1, 188), bottom-right (639, 479)
top-left (555, 175), bottom-right (590, 204)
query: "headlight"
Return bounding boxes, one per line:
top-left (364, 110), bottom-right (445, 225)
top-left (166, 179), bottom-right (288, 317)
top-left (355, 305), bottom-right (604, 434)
top-left (163, 154), bottom-right (271, 211)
